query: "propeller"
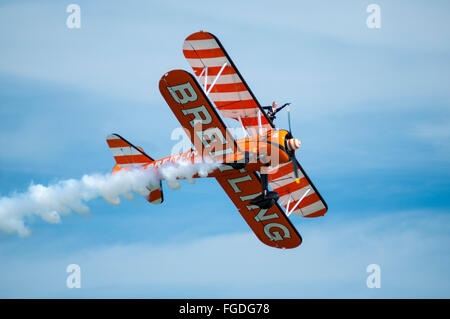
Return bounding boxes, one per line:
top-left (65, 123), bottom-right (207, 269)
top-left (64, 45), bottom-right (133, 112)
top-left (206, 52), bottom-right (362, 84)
top-left (285, 105), bottom-right (301, 184)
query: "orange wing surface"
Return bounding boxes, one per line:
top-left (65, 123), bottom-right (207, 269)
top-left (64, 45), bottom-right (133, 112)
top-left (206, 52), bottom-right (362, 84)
top-left (159, 69), bottom-right (238, 163)
top-left (183, 32), bottom-right (328, 217)
top-left (215, 165), bottom-right (302, 249)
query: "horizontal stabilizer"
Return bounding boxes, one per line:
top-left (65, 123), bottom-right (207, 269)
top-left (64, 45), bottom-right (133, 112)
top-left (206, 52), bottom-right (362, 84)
top-left (106, 134), bottom-right (164, 204)
top-left (106, 133), bottom-right (154, 168)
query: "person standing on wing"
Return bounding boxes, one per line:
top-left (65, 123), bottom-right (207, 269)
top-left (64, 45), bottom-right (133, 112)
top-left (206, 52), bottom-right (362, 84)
top-left (262, 101), bottom-right (290, 122)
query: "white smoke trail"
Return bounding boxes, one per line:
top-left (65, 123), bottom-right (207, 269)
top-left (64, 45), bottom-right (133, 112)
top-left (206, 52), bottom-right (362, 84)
top-left (0, 161), bottom-right (220, 237)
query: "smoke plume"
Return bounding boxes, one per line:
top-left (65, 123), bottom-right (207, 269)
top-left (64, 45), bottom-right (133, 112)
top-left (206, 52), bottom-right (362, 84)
top-left (0, 162), bottom-right (219, 237)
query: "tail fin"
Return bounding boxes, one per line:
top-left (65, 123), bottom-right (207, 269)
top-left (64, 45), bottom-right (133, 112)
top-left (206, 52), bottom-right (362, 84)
top-left (106, 133), bottom-right (164, 204)
top-left (106, 133), bottom-right (154, 168)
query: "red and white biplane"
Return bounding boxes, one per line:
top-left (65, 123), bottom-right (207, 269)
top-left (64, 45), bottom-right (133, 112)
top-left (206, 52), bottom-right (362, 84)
top-left (106, 31), bottom-right (327, 249)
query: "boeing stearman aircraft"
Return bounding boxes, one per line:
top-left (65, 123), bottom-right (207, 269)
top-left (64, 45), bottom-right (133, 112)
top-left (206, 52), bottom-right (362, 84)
top-left (106, 31), bottom-right (327, 249)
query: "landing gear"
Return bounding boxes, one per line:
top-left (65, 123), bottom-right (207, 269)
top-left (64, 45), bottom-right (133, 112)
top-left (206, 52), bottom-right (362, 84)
top-left (250, 173), bottom-right (280, 209)
top-left (228, 162), bottom-right (246, 170)
top-left (250, 191), bottom-right (279, 209)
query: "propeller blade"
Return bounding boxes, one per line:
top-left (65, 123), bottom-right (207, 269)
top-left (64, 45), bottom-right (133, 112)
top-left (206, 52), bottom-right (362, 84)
top-left (287, 152), bottom-right (300, 184)
top-left (292, 158), bottom-right (300, 184)
top-left (286, 104), bottom-right (299, 183)
top-left (287, 105), bottom-right (292, 134)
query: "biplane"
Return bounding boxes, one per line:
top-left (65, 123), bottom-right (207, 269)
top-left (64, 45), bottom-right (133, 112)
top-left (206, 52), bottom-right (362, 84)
top-left (106, 31), bottom-right (327, 249)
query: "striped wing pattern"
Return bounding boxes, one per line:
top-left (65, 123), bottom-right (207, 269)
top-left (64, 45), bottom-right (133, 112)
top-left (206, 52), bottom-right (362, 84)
top-left (106, 134), bottom-right (154, 168)
top-left (183, 31), bottom-right (272, 136)
top-left (183, 31), bottom-right (327, 218)
top-left (268, 162), bottom-right (327, 217)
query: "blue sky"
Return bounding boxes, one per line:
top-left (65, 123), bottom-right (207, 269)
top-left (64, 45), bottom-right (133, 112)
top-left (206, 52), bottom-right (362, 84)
top-left (0, 0), bottom-right (449, 298)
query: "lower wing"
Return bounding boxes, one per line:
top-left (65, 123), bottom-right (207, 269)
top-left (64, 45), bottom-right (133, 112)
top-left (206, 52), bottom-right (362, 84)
top-left (269, 161), bottom-right (328, 217)
top-left (215, 165), bottom-right (302, 249)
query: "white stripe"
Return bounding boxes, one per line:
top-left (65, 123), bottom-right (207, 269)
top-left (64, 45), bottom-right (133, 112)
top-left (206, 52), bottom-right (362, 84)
top-left (217, 112), bottom-right (271, 125)
top-left (219, 108), bottom-right (261, 118)
top-left (184, 39), bottom-right (220, 50)
top-left (106, 134), bottom-right (120, 140)
top-left (268, 168), bottom-right (305, 184)
top-left (279, 185), bottom-right (316, 205)
top-left (209, 91), bottom-right (252, 102)
top-left (270, 177), bottom-right (297, 189)
top-left (186, 56), bottom-right (229, 68)
top-left (244, 125), bottom-right (272, 137)
top-left (267, 162), bottom-right (291, 175)
top-left (110, 147), bottom-right (142, 157)
top-left (292, 200), bottom-right (326, 217)
top-left (197, 74), bottom-right (242, 85)
top-left (150, 198), bottom-right (163, 204)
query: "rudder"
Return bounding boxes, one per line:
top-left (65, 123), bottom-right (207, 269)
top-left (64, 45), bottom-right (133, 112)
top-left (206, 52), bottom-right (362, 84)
top-left (106, 133), bottom-right (154, 168)
top-left (106, 133), bottom-right (164, 204)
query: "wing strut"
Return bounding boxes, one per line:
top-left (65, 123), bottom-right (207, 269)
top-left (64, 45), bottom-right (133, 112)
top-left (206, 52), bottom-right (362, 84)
top-left (238, 115), bottom-right (249, 138)
top-left (206, 62), bottom-right (227, 95)
top-left (286, 188), bottom-right (311, 216)
top-left (198, 67), bottom-right (207, 91)
top-left (257, 109), bottom-right (262, 136)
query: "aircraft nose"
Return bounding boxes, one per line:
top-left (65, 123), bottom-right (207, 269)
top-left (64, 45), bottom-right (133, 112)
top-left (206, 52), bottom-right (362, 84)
top-left (286, 138), bottom-right (301, 151)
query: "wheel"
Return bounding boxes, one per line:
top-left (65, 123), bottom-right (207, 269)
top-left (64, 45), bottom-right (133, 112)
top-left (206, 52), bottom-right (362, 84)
top-left (250, 191), bottom-right (280, 209)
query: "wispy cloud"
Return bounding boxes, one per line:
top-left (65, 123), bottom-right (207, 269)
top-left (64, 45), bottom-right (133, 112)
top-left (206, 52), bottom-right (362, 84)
top-left (413, 121), bottom-right (450, 146)
top-left (1, 210), bottom-right (448, 298)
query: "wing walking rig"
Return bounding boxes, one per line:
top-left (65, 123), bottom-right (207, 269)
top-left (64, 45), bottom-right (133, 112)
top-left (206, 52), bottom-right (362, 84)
top-left (106, 31), bottom-right (328, 249)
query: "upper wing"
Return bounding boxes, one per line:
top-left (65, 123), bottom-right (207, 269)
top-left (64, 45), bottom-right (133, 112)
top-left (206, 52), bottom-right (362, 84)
top-left (183, 32), bottom-right (328, 218)
top-left (183, 31), bottom-right (272, 136)
top-left (159, 69), bottom-right (238, 162)
top-left (268, 161), bottom-right (328, 217)
top-left (215, 165), bottom-right (302, 249)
